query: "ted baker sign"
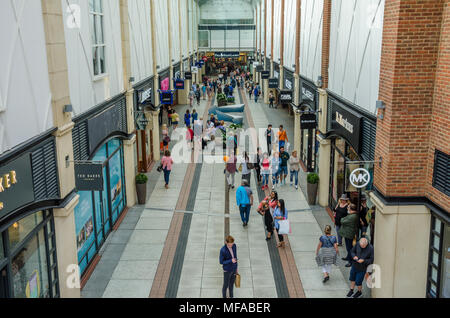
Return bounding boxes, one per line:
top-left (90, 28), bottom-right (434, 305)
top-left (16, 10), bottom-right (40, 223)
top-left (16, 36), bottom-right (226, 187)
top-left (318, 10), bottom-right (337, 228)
top-left (0, 171), bottom-right (18, 211)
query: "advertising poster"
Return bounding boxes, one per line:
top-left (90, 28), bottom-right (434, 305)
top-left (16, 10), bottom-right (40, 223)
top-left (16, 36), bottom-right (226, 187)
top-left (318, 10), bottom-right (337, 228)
top-left (75, 191), bottom-right (95, 273)
top-left (109, 150), bottom-right (124, 218)
top-left (161, 77), bottom-right (170, 91)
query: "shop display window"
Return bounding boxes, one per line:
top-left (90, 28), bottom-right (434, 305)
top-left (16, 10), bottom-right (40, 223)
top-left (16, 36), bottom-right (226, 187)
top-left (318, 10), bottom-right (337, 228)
top-left (8, 212), bottom-right (44, 250)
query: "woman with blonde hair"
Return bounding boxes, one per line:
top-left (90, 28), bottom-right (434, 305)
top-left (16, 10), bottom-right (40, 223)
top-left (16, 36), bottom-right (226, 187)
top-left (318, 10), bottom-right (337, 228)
top-left (316, 225), bottom-right (339, 283)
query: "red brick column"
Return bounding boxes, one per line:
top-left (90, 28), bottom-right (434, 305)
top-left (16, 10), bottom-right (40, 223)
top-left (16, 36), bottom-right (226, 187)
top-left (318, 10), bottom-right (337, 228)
top-left (321, 0), bottom-right (332, 89)
top-left (374, 0), bottom-right (445, 197)
top-left (426, 1), bottom-right (450, 210)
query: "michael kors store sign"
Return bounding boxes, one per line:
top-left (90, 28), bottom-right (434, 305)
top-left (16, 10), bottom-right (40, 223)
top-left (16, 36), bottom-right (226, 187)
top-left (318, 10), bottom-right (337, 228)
top-left (331, 100), bottom-right (363, 153)
top-left (0, 153), bottom-right (35, 217)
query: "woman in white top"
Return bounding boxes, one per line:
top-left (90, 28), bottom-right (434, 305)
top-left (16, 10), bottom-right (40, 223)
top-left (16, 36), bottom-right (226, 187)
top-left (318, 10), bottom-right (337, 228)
top-left (289, 150), bottom-right (300, 189)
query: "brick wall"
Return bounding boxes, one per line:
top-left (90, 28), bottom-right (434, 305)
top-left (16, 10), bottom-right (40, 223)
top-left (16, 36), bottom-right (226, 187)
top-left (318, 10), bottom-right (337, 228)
top-left (426, 1), bottom-right (450, 211)
top-left (321, 0), bottom-right (331, 89)
top-left (374, 0), bottom-right (446, 201)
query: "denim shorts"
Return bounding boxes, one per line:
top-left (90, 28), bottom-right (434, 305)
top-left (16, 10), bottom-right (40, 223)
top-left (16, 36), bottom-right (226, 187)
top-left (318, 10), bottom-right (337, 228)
top-left (349, 266), bottom-right (366, 286)
top-left (280, 166), bottom-right (288, 175)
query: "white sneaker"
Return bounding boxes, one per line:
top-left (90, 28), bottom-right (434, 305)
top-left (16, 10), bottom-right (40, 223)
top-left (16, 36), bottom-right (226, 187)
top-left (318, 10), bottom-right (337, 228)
top-left (295, 185), bottom-right (298, 190)
top-left (290, 182), bottom-right (293, 186)
top-left (272, 185), bottom-right (275, 190)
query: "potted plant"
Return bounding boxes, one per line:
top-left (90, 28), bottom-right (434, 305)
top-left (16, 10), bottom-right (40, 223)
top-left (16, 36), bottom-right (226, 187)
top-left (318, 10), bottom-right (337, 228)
top-left (135, 173), bottom-right (148, 205)
top-left (227, 96), bottom-right (235, 104)
top-left (307, 172), bottom-right (319, 205)
top-left (217, 93), bottom-right (228, 106)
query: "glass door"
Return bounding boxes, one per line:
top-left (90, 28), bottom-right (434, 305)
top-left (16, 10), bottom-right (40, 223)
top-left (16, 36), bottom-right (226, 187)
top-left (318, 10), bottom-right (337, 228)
top-left (0, 267), bottom-right (8, 298)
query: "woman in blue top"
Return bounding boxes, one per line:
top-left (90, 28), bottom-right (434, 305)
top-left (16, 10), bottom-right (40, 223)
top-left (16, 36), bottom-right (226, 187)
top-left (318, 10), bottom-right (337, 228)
top-left (184, 110), bottom-right (191, 127)
top-left (273, 199), bottom-right (288, 248)
top-left (315, 225), bottom-right (339, 283)
top-left (219, 236), bottom-right (238, 298)
top-left (270, 152), bottom-right (281, 189)
top-left (192, 109), bottom-right (198, 125)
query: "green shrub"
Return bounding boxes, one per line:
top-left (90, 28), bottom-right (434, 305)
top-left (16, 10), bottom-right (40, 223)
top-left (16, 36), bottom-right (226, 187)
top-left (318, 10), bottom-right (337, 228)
top-left (135, 173), bottom-right (148, 184)
top-left (307, 172), bottom-right (319, 184)
top-left (227, 97), bottom-right (235, 103)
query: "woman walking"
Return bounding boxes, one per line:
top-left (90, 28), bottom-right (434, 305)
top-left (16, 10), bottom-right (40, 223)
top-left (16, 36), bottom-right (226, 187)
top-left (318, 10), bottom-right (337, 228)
top-left (192, 109), bottom-right (198, 126)
top-left (171, 112), bottom-right (179, 130)
top-left (273, 199), bottom-right (288, 248)
top-left (270, 152), bottom-right (281, 189)
top-left (257, 191), bottom-right (279, 240)
top-left (316, 225), bottom-right (339, 283)
top-left (334, 194), bottom-right (349, 246)
top-left (219, 236), bottom-right (238, 298)
top-left (289, 150), bottom-right (300, 189)
top-left (260, 153), bottom-right (271, 190)
top-left (184, 110), bottom-right (191, 127)
top-left (161, 150), bottom-right (174, 189)
top-left (162, 124), bottom-right (170, 152)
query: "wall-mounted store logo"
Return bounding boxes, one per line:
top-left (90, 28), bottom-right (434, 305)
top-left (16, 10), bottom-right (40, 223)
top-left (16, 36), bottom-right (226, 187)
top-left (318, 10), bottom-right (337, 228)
top-left (336, 111), bottom-right (354, 134)
top-left (302, 87), bottom-right (314, 102)
top-left (280, 93), bottom-right (292, 102)
top-left (75, 164), bottom-right (104, 192)
top-left (66, 4), bottom-right (81, 29)
top-left (0, 171), bottom-right (18, 211)
top-left (139, 88), bottom-right (152, 104)
top-left (274, 71), bottom-right (279, 79)
top-left (285, 79), bottom-right (293, 90)
top-left (349, 168), bottom-right (371, 188)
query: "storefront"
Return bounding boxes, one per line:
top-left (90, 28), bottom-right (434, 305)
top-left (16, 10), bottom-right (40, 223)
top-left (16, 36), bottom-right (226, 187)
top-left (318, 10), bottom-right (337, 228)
top-left (326, 92), bottom-right (377, 210)
top-left (283, 67), bottom-right (295, 114)
top-left (0, 133), bottom-right (64, 298)
top-left (173, 62), bottom-right (181, 105)
top-left (427, 205), bottom-right (450, 298)
top-left (133, 76), bottom-right (155, 173)
top-left (72, 94), bottom-right (132, 276)
top-left (272, 62), bottom-right (281, 102)
top-left (299, 76), bottom-right (319, 172)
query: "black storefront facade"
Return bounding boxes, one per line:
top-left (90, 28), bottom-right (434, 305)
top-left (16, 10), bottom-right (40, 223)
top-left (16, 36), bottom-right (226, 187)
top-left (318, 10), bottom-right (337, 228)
top-left (0, 132), bottom-right (65, 298)
top-left (72, 94), bottom-right (132, 277)
top-left (133, 76), bottom-right (157, 173)
top-left (282, 67), bottom-right (295, 112)
top-left (299, 76), bottom-right (320, 172)
top-left (325, 91), bottom-right (377, 209)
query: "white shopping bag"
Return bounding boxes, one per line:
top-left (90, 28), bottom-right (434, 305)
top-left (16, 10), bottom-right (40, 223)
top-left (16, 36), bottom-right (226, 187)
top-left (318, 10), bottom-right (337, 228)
top-left (278, 219), bottom-right (291, 235)
top-left (285, 142), bottom-right (291, 152)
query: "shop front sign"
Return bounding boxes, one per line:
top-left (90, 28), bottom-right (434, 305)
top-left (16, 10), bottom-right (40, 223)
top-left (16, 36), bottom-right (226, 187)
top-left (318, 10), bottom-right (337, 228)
top-left (135, 111), bottom-right (151, 130)
top-left (185, 71), bottom-right (192, 79)
top-left (0, 153), bottom-right (34, 217)
top-left (139, 88), bottom-right (152, 104)
top-left (191, 66), bottom-right (198, 74)
top-left (256, 65), bottom-right (263, 72)
top-left (160, 90), bottom-right (174, 105)
top-left (215, 52), bottom-right (240, 58)
top-left (300, 113), bottom-right (317, 130)
top-left (285, 78), bottom-right (293, 90)
top-left (269, 78), bottom-right (279, 88)
top-left (261, 71), bottom-right (270, 79)
top-left (349, 168), bottom-right (371, 189)
top-left (279, 90), bottom-right (293, 103)
top-left (74, 163), bottom-right (104, 191)
top-left (174, 79), bottom-right (185, 90)
top-left (274, 70), bottom-right (279, 79)
top-left (331, 100), bottom-right (363, 153)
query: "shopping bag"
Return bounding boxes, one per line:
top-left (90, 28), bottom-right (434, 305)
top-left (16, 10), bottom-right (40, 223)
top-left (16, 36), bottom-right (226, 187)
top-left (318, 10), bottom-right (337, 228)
top-left (278, 219), bottom-right (291, 235)
top-left (235, 273), bottom-right (241, 288)
top-left (285, 142), bottom-right (291, 152)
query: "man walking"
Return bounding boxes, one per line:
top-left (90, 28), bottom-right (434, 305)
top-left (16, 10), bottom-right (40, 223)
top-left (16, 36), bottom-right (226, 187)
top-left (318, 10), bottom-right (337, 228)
top-left (277, 125), bottom-right (288, 151)
top-left (338, 204), bottom-right (360, 267)
top-left (346, 238), bottom-right (374, 298)
top-left (265, 124), bottom-right (273, 156)
top-left (279, 146), bottom-right (290, 186)
top-left (236, 180), bottom-right (253, 227)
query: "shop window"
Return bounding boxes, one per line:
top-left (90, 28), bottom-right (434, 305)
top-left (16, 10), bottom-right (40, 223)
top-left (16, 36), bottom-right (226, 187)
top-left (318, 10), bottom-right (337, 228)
top-left (8, 212), bottom-right (44, 250)
top-left (89, 0), bottom-right (106, 76)
top-left (427, 216), bottom-right (450, 298)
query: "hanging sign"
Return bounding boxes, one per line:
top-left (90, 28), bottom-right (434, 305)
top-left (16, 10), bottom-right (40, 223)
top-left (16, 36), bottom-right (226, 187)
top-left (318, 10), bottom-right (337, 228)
top-left (349, 168), bottom-right (371, 189)
top-left (274, 70), bottom-right (280, 79)
top-left (75, 163), bottom-right (104, 191)
top-left (185, 72), bottom-right (192, 80)
top-left (0, 153), bottom-right (34, 218)
top-left (279, 90), bottom-right (293, 103)
top-left (300, 113), bottom-right (317, 130)
top-left (191, 66), bottom-right (198, 74)
top-left (174, 79), bottom-right (185, 90)
top-left (261, 71), bottom-right (270, 79)
top-left (268, 78), bottom-right (279, 88)
top-left (256, 65), bottom-right (264, 72)
top-left (135, 111), bottom-right (150, 130)
top-left (160, 90), bottom-right (174, 105)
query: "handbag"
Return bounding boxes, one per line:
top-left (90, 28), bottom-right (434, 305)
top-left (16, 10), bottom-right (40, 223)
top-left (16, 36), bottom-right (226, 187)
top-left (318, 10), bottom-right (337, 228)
top-left (278, 219), bottom-right (291, 235)
top-left (234, 273), bottom-right (241, 288)
top-left (157, 164), bottom-right (163, 172)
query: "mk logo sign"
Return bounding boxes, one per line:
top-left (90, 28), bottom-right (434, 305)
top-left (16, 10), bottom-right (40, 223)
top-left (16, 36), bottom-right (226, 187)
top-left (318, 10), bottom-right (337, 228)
top-left (349, 168), bottom-right (371, 188)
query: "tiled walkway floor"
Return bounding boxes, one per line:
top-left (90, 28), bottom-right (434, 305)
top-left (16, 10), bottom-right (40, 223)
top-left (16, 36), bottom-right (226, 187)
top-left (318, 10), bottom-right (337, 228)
top-left (82, 88), bottom-right (355, 299)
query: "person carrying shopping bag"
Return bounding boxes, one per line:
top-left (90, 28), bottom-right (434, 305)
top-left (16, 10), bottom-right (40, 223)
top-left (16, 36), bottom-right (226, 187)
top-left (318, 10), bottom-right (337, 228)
top-left (273, 199), bottom-right (288, 248)
top-left (257, 191), bottom-right (278, 240)
top-left (220, 236), bottom-right (238, 298)
top-left (316, 225), bottom-right (339, 283)
top-left (338, 203), bottom-right (360, 267)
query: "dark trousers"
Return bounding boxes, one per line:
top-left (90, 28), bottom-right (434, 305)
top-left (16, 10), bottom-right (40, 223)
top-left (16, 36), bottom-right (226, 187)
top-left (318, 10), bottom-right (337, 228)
top-left (344, 237), bottom-right (353, 261)
top-left (255, 167), bottom-right (261, 183)
top-left (163, 168), bottom-right (171, 185)
top-left (223, 271), bottom-right (236, 298)
top-left (239, 205), bottom-right (251, 224)
top-left (277, 227), bottom-right (284, 242)
top-left (267, 139), bottom-right (272, 155)
top-left (264, 212), bottom-right (273, 235)
top-left (269, 100), bottom-right (274, 108)
top-left (168, 117), bottom-right (172, 126)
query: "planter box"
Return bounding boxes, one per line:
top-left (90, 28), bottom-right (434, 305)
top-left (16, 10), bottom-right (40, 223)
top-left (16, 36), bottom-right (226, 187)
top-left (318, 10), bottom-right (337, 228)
top-left (307, 183), bottom-right (318, 206)
top-left (136, 183), bottom-right (147, 205)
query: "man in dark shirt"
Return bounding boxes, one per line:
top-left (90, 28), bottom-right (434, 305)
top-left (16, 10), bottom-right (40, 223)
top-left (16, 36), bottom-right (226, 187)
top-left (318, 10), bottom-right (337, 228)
top-left (265, 125), bottom-right (273, 156)
top-left (347, 238), bottom-right (374, 298)
top-left (279, 147), bottom-right (290, 186)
